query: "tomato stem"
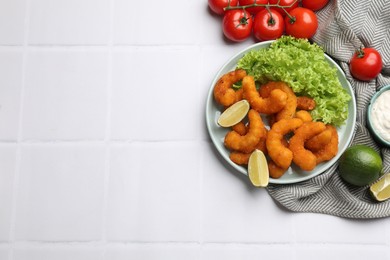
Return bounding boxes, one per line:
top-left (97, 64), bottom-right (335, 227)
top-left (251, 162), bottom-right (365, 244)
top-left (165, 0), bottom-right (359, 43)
top-left (265, 6), bottom-right (276, 26)
top-left (356, 47), bottom-right (365, 58)
top-left (224, 0), bottom-right (298, 12)
top-left (236, 10), bottom-right (250, 28)
top-left (288, 15), bottom-right (296, 24)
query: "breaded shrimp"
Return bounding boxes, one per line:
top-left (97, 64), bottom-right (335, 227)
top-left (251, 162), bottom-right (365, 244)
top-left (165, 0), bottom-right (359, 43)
top-left (232, 122), bottom-right (247, 136)
top-left (213, 69), bottom-right (246, 107)
top-left (297, 96), bottom-right (316, 111)
top-left (229, 152), bottom-right (251, 165)
top-left (242, 76), bottom-right (288, 115)
top-left (229, 136), bottom-right (268, 165)
top-left (268, 160), bottom-right (288, 179)
top-left (224, 109), bottom-right (267, 153)
top-left (305, 127), bottom-right (333, 152)
top-left (295, 110), bottom-right (313, 123)
top-left (259, 81), bottom-right (297, 121)
top-left (289, 122), bottom-right (326, 171)
top-left (314, 125), bottom-right (339, 164)
top-left (266, 118), bottom-right (303, 169)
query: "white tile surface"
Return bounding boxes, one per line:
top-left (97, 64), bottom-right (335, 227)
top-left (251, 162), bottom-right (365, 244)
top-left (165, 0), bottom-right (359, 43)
top-left (0, 0), bottom-right (26, 45)
top-left (0, 246), bottom-right (10, 260)
top-left (0, 0), bottom-right (389, 259)
top-left (106, 142), bottom-right (201, 242)
top-left (15, 144), bottom-right (105, 241)
top-left (28, 0), bottom-right (110, 45)
top-left (295, 213), bottom-right (388, 244)
top-left (0, 144), bottom-right (17, 241)
top-left (110, 47), bottom-right (202, 141)
top-left (22, 50), bottom-right (108, 140)
top-left (105, 245), bottom-right (200, 260)
top-left (113, 0), bottom-right (202, 45)
top-left (201, 142), bottom-right (294, 243)
top-left (0, 50), bottom-right (23, 141)
top-left (201, 245), bottom-right (293, 260)
top-left (13, 247), bottom-right (104, 260)
top-left (295, 245), bottom-right (389, 260)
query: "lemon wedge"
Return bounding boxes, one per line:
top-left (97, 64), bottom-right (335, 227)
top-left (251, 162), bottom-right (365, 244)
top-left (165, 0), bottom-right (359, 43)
top-left (217, 99), bottom-right (250, 127)
top-left (248, 149), bottom-right (269, 187)
top-left (370, 173), bottom-right (390, 202)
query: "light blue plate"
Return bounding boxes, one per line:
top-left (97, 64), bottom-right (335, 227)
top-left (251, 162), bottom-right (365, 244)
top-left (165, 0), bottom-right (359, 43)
top-left (205, 41), bottom-right (357, 184)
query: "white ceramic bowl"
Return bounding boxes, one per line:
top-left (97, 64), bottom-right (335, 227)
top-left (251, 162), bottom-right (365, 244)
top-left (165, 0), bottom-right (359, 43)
top-left (367, 85), bottom-right (390, 148)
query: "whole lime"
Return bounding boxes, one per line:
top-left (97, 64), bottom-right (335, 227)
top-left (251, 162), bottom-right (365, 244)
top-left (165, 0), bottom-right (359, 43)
top-left (339, 144), bottom-right (383, 186)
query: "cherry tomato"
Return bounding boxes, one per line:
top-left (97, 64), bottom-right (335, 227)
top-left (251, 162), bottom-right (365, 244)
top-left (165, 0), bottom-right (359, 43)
top-left (253, 9), bottom-right (284, 41)
top-left (222, 9), bottom-right (253, 42)
top-left (285, 7), bottom-right (318, 39)
top-left (349, 47), bottom-right (383, 81)
top-left (268, 0), bottom-right (299, 16)
top-left (301, 0), bottom-right (329, 11)
top-left (208, 0), bottom-right (239, 15)
top-left (238, 0), bottom-right (268, 15)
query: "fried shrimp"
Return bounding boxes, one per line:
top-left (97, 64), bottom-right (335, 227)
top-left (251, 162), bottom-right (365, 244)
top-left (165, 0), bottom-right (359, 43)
top-left (266, 118), bottom-right (303, 169)
top-left (305, 127), bottom-right (333, 152)
top-left (297, 96), bottom-right (316, 111)
top-left (224, 109), bottom-right (267, 153)
top-left (268, 160), bottom-right (288, 179)
top-left (289, 122), bottom-right (327, 171)
top-left (232, 122), bottom-right (247, 136)
top-left (213, 69), bottom-right (246, 107)
top-left (229, 136), bottom-right (268, 165)
top-left (314, 125), bottom-right (339, 164)
top-left (229, 152), bottom-right (251, 165)
top-left (242, 76), bottom-right (288, 114)
top-left (295, 110), bottom-right (313, 123)
top-left (259, 81), bottom-right (297, 121)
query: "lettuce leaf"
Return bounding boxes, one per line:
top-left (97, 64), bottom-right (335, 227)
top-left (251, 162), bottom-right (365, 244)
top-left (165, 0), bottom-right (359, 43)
top-left (236, 36), bottom-right (351, 126)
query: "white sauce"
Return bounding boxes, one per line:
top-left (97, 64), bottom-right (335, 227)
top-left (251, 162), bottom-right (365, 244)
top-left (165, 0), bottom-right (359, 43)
top-left (371, 90), bottom-right (390, 142)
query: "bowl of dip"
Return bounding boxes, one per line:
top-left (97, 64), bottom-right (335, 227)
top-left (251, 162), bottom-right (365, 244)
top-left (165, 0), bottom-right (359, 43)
top-left (367, 85), bottom-right (390, 147)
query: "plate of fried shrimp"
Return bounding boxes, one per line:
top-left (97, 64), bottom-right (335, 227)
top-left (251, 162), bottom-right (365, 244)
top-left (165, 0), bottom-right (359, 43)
top-left (206, 38), bottom-right (356, 184)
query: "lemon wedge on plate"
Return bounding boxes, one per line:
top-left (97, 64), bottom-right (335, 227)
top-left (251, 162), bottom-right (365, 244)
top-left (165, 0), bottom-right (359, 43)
top-left (370, 173), bottom-right (390, 202)
top-left (217, 100), bottom-right (250, 127)
top-left (248, 149), bottom-right (269, 187)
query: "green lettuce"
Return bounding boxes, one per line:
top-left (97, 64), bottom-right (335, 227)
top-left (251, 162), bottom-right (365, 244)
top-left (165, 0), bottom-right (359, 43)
top-left (236, 36), bottom-right (351, 126)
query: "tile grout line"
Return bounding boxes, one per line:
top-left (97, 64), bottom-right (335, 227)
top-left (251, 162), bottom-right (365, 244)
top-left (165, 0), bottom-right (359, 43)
top-left (198, 47), bottom-right (205, 248)
top-left (8, 0), bottom-right (31, 258)
top-left (101, 0), bottom-right (115, 253)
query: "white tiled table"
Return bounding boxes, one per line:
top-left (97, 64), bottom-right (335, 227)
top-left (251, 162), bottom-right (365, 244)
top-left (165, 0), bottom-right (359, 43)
top-left (1, 0), bottom-right (389, 259)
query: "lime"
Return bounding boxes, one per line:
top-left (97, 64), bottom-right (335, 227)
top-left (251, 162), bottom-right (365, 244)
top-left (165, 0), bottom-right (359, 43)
top-left (217, 99), bottom-right (250, 127)
top-left (370, 173), bottom-right (390, 201)
top-left (248, 149), bottom-right (269, 187)
top-left (339, 144), bottom-right (383, 186)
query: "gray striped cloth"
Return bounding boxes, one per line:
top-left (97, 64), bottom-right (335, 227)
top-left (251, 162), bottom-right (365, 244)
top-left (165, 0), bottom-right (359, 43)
top-left (267, 0), bottom-right (390, 218)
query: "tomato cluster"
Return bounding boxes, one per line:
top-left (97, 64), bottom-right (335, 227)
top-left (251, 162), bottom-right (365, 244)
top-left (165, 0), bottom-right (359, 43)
top-left (208, 0), bottom-right (329, 42)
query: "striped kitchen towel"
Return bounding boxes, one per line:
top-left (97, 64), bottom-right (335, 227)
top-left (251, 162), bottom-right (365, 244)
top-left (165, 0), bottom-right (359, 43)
top-left (267, 0), bottom-right (390, 218)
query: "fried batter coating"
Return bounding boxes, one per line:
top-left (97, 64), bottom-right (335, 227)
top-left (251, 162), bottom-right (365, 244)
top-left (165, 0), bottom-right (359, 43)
top-left (289, 122), bottom-right (327, 171)
top-left (295, 110), bottom-right (313, 123)
top-left (224, 109), bottom-right (267, 154)
top-left (268, 160), bottom-right (288, 179)
top-left (297, 96), bottom-right (316, 111)
top-left (213, 69), bottom-right (246, 107)
top-left (242, 76), bottom-right (288, 114)
top-left (229, 152), bottom-right (251, 165)
top-left (305, 127), bottom-right (332, 152)
top-left (314, 125), bottom-right (339, 164)
top-left (259, 81), bottom-right (297, 121)
top-left (266, 118), bottom-right (303, 169)
top-left (229, 137), bottom-right (268, 165)
top-left (232, 122), bottom-right (247, 136)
